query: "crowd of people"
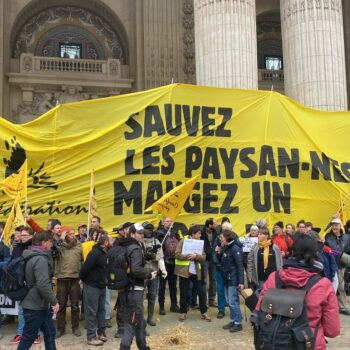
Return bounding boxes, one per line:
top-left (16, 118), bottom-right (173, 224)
top-left (0, 214), bottom-right (348, 350)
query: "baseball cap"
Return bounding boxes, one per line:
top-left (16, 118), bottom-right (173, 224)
top-left (78, 223), bottom-right (87, 229)
top-left (129, 223), bottom-right (149, 235)
top-left (331, 218), bottom-right (342, 225)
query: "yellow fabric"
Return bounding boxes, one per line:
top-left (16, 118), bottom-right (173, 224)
top-left (175, 259), bottom-right (190, 266)
top-left (339, 192), bottom-right (348, 226)
top-left (0, 84), bottom-right (350, 234)
top-left (146, 175), bottom-right (198, 220)
top-left (89, 169), bottom-right (97, 217)
top-left (258, 239), bottom-right (272, 271)
top-left (0, 159), bottom-right (27, 200)
top-left (2, 194), bottom-right (25, 244)
top-left (82, 241), bottom-right (96, 261)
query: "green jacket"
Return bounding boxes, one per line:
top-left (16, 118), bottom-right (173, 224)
top-left (174, 238), bottom-right (205, 279)
top-left (55, 238), bottom-right (82, 279)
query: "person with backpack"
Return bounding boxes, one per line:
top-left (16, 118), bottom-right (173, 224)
top-left (253, 234), bottom-right (340, 350)
top-left (156, 217), bottom-right (180, 315)
top-left (55, 226), bottom-right (82, 339)
top-left (17, 231), bottom-right (60, 350)
top-left (220, 230), bottom-right (244, 333)
top-left (0, 237), bottom-right (11, 340)
top-left (247, 228), bottom-right (283, 291)
top-left (79, 233), bottom-right (112, 346)
top-left (142, 221), bottom-right (167, 326)
top-left (119, 223), bottom-right (157, 350)
top-left (8, 226), bottom-right (40, 346)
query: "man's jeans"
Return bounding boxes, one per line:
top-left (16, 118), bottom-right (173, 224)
top-left (83, 283), bottom-right (106, 340)
top-left (201, 260), bottom-right (217, 302)
top-left (105, 287), bottom-right (111, 320)
top-left (17, 309), bottom-right (56, 350)
top-left (216, 270), bottom-right (226, 313)
top-left (224, 285), bottom-right (242, 324)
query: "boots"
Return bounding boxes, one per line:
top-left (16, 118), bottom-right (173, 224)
top-left (159, 304), bottom-right (166, 315)
top-left (147, 303), bottom-right (156, 326)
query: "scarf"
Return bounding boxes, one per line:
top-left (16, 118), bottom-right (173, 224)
top-left (258, 239), bottom-right (271, 271)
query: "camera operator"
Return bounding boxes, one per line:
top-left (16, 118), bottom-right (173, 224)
top-left (142, 222), bottom-right (167, 327)
top-left (119, 224), bottom-right (157, 350)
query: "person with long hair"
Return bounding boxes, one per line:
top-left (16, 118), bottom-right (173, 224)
top-left (255, 234), bottom-right (340, 349)
top-left (247, 228), bottom-right (282, 290)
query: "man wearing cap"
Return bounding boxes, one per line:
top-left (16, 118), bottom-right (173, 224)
top-left (325, 217), bottom-right (350, 315)
top-left (55, 226), bottom-right (82, 338)
top-left (77, 224), bottom-right (87, 242)
top-left (118, 223), bottom-right (157, 350)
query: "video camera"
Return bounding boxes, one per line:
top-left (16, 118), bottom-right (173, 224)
top-left (145, 244), bottom-right (161, 261)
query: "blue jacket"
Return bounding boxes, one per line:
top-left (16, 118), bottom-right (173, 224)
top-left (220, 239), bottom-right (244, 286)
top-left (0, 241), bottom-right (11, 267)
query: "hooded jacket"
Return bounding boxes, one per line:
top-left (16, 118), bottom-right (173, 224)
top-left (256, 259), bottom-right (340, 350)
top-left (220, 239), bottom-right (244, 286)
top-left (118, 237), bottom-right (152, 287)
top-left (21, 247), bottom-right (58, 310)
top-left (56, 238), bottom-right (82, 279)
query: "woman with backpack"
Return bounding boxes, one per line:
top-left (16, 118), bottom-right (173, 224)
top-left (247, 228), bottom-right (283, 291)
top-left (254, 234), bottom-right (340, 350)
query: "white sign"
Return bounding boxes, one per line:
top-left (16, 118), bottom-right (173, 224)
top-left (181, 239), bottom-right (204, 255)
top-left (239, 237), bottom-right (258, 253)
top-left (0, 294), bottom-right (19, 315)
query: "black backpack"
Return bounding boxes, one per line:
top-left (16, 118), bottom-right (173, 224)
top-left (0, 254), bottom-right (38, 301)
top-left (106, 245), bottom-right (136, 290)
top-left (251, 272), bottom-right (322, 350)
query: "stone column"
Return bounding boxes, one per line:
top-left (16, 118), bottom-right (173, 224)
top-left (281, 0), bottom-right (347, 111)
top-left (194, 0), bottom-right (258, 89)
top-left (141, 0), bottom-right (194, 89)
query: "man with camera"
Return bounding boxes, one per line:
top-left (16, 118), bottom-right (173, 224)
top-left (119, 223), bottom-right (157, 350)
top-left (142, 222), bottom-right (167, 326)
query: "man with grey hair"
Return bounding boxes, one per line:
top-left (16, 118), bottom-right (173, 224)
top-left (325, 217), bottom-right (350, 315)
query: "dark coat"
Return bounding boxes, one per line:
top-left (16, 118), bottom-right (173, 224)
top-left (11, 239), bottom-right (32, 259)
top-left (118, 237), bottom-right (152, 287)
top-left (220, 239), bottom-right (244, 286)
top-left (79, 245), bottom-right (107, 289)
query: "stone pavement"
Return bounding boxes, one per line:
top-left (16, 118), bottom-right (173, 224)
top-left (1, 297), bottom-right (350, 350)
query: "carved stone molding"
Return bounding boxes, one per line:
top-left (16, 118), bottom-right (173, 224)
top-left (282, 0), bottom-right (341, 20)
top-left (12, 4), bottom-right (128, 63)
top-left (182, 0), bottom-right (195, 84)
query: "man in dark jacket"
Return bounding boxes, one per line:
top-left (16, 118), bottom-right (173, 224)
top-left (325, 217), bottom-right (350, 315)
top-left (10, 226), bottom-right (35, 345)
top-left (119, 223), bottom-right (157, 350)
top-left (17, 231), bottom-right (59, 350)
top-left (0, 235), bottom-right (11, 340)
top-left (201, 218), bottom-right (218, 307)
top-left (80, 233), bottom-right (112, 346)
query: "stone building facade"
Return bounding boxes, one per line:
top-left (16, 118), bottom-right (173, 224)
top-left (0, 0), bottom-right (349, 123)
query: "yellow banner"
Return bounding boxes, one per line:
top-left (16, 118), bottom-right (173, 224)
top-left (0, 84), bottom-right (350, 236)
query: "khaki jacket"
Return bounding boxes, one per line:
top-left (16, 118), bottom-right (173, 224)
top-left (56, 239), bottom-right (82, 279)
top-left (174, 238), bottom-right (206, 279)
